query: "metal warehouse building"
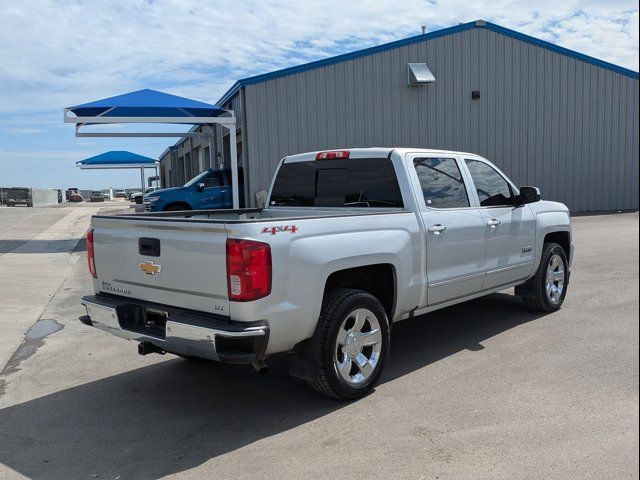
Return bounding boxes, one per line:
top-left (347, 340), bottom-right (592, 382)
top-left (159, 19), bottom-right (639, 212)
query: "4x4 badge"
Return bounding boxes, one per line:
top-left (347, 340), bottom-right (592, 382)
top-left (261, 225), bottom-right (298, 235)
top-left (139, 261), bottom-right (162, 275)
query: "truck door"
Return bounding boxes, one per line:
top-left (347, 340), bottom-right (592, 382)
top-left (463, 158), bottom-right (536, 289)
top-left (196, 171), bottom-right (226, 209)
top-left (408, 154), bottom-right (487, 305)
top-left (220, 170), bottom-right (235, 208)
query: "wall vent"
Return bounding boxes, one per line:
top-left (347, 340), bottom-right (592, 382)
top-left (407, 63), bottom-right (435, 85)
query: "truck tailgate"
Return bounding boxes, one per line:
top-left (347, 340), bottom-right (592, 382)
top-left (91, 217), bottom-right (230, 315)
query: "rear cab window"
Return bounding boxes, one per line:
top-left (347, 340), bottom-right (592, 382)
top-left (269, 157), bottom-right (404, 208)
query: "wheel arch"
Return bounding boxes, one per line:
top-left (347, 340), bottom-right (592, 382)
top-left (543, 230), bottom-right (571, 261)
top-left (323, 263), bottom-right (397, 320)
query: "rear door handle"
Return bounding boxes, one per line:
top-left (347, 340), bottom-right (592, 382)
top-left (428, 224), bottom-right (446, 234)
top-left (486, 218), bottom-right (502, 228)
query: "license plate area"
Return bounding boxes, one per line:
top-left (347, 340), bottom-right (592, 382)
top-left (116, 304), bottom-right (168, 339)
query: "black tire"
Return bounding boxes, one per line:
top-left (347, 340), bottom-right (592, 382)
top-left (165, 205), bottom-right (190, 211)
top-left (306, 288), bottom-right (391, 400)
top-left (522, 242), bottom-right (569, 312)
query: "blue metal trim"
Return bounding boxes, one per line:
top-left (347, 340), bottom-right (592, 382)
top-left (217, 20), bottom-right (638, 106)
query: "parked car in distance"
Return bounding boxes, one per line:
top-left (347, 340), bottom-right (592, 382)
top-left (128, 191), bottom-right (140, 201)
top-left (133, 186), bottom-right (159, 204)
top-left (114, 190), bottom-right (128, 198)
top-left (5, 187), bottom-right (32, 207)
top-left (144, 168), bottom-right (243, 211)
top-left (81, 148), bottom-right (573, 399)
top-left (68, 192), bottom-right (83, 202)
top-left (65, 188), bottom-right (79, 201)
top-left (89, 191), bottom-right (105, 202)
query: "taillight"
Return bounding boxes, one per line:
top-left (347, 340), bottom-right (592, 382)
top-left (86, 228), bottom-right (97, 278)
top-left (226, 239), bottom-right (271, 302)
top-left (316, 150), bottom-right (350, 160)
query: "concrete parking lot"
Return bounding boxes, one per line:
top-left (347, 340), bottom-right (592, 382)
top-left (0, 207), bottom-right (637, 480)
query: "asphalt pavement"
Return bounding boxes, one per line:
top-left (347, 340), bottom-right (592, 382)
top-left (0, 207), bottom-right (637, 480)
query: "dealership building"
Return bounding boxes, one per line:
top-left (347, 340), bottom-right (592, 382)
top-left (159, 20), bottom-right (639, 212)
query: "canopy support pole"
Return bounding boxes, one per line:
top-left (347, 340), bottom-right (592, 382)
top-left (226, 121), bottom-right (239, 209)
top-left (140, 168), bottom-right (145, 193)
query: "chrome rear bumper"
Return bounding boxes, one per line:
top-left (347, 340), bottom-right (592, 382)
top-left (81, 294), bottom-right (268, 363)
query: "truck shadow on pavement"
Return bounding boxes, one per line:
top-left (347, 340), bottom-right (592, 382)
top-left (0, 238), bottom-right (86, 254)
top-left (0, 293), bottom-right (547, 480)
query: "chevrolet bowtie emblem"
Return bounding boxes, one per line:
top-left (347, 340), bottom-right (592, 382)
top-left (139, 261), bottom-right (162, 275)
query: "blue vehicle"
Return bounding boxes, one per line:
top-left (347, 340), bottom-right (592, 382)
top-left (144, 168), bottom-right (244, 212)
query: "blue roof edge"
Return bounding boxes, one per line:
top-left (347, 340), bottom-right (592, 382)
top-left (217, 19), bottom-right (638, 106)
top-left (485, 22), bottom-right (639, 79)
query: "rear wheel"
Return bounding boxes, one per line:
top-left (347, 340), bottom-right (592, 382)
top-left (522, 242), bottom-right (568, 312)
top-left (307, 289), bottom-right (390, 400)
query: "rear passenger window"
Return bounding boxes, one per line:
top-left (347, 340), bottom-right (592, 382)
top-left (413, 158), bottom-right (469, 208)
top-left (465, 159), bottom-right (514, 207)
top-left (270, 158), bottom-right (404, 208)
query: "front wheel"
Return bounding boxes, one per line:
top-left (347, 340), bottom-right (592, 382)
top-left (522, 242), bottom-right (569, 312)
top-left (307, 289), bottom-right (390, 400)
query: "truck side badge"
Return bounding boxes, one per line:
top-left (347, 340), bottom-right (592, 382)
top-left (262, 225), bottom-right (298, 235)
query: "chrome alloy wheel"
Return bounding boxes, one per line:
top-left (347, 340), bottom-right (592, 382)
top-left (334, 308), bottom-right (382, 385)
top-left (545, 253), bottom-right (565, 304)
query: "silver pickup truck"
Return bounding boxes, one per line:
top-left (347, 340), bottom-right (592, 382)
top-left (80, 148), bottom-right (573, 399)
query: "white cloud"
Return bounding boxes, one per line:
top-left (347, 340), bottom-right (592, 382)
top-left (0, 1), bottom-right (637, 116)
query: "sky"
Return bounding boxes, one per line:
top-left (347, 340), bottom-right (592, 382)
top-left (0, 0), bottom-right (638, 189)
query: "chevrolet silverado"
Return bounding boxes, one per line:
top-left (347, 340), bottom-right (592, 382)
top-left (80, 148), bottom-right (573, 399)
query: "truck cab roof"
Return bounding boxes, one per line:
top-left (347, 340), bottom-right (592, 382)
top-left (283, 147), bottom-right (482, 163)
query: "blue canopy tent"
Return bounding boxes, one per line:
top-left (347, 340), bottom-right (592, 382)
top-left (64, 89), bottom-right (240, 208)
top-left (67, 89), bottom-right (227, 121)
top-left (76, 151), bottom-right (159, 193)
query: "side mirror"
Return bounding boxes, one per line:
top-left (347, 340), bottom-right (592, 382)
top-left (516, 186), bottom-right (541, 205)
top-left (196, 183), bottom-right (205, 192)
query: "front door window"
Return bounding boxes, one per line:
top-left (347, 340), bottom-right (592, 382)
top-left (465, 159), bottom-right (514, 207)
